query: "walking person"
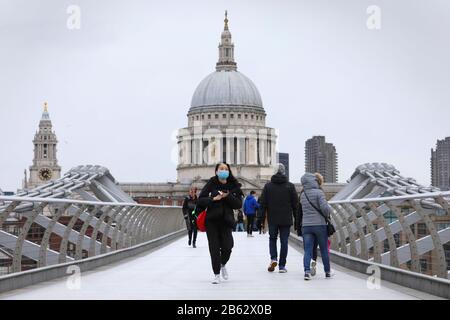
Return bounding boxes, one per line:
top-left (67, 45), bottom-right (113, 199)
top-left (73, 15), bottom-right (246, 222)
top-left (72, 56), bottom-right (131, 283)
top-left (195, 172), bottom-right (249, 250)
top-left (182, 186), bottom-right (198, 248)
top-left (243, 191), bottom-right (259, 237)
top-left (300, 172), bottom-right (333, 280)
top-left (296, 173), bottom-right (331, 276)
top-left (259, 163), bottom-right (298, 273)
top-left (256, 197), bottom-right (267, 234)
top-left (235, 209), bottom-right (245, 232)
top-left (197, 162), bottom-right (244, 284)
top-left (310, 173), bottom-right (332, 276)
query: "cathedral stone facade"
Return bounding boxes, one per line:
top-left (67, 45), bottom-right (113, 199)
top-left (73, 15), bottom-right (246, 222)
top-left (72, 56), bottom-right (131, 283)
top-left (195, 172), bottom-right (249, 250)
top-left (176, 12), bottom-right (278, 186)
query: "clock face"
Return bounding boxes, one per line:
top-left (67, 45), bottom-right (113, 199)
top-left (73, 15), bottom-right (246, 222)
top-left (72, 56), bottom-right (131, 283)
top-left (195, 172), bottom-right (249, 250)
top-left (38, 168), bottom-right (53, 181)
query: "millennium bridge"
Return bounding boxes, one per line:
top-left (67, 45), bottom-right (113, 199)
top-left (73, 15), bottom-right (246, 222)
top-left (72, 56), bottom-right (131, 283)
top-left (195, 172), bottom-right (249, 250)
top-left (0, 163), bottom-right (448, 299)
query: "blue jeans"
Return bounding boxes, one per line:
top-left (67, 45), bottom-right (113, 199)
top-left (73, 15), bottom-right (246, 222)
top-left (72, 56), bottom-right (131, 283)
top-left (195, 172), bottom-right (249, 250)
top-left (235, 223), bottom-right (244, 232)
top-left (269, 224), bottom-right (290, 267)
top-left (302, 225), bottom-right (330, 273)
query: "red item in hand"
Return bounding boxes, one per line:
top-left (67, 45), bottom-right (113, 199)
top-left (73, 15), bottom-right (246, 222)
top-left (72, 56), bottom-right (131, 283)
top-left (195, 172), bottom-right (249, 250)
top-left (196, 210), bottom-right (207, 232)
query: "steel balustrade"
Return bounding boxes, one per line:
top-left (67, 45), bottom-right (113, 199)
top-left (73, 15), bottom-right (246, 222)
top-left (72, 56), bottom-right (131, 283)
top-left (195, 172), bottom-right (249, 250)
top-left (0, 196), bottom-right (184, 274)
top-left (326, 191), bottom-right (450, 278)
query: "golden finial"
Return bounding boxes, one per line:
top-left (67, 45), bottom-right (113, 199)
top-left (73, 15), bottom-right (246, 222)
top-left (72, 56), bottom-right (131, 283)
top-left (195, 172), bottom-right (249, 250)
top-left (224, 10), bottom-right (229, 30)
top-left (44, 102), bottom-right (48, 112)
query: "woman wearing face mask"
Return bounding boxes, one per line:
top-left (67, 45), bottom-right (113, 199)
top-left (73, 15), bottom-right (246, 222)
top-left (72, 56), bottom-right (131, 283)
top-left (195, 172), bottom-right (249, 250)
top-left (197, 162), bottom-right (244, 284)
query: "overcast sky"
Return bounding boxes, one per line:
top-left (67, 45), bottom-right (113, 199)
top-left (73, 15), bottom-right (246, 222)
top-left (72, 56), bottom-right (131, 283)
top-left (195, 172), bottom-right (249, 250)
top-left (0, 0), bottom-right (449, 191)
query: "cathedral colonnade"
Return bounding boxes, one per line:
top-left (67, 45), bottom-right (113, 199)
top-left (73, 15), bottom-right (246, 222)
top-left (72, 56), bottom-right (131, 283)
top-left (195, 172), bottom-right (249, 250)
top-left (177, 125), bottom-right (278, 167)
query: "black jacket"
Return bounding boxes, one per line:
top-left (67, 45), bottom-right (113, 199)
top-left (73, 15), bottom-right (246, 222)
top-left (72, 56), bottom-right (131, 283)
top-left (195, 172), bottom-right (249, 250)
top-left (182, 196), bottom-right (197, 223)
top-left (259, 173), bottom-right (299, 226)
top-left (237, 209), bottom-right (244, 223)
top-left (197, 176), bottom-right (244, 229)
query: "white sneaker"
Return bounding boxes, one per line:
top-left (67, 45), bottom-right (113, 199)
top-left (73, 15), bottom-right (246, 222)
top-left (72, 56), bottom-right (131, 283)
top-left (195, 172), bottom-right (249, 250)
top-left (310, 260), bottom-right (317, 276)
top-left (212, 274), bottom-right (221, 284)
top-left (221, 266), bottom-right (229, 280)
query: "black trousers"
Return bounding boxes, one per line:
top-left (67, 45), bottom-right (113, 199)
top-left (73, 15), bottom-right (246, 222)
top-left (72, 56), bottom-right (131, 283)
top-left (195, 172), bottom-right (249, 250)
top-left (188, 224), bottom-right (198, 244)
top-left (246, 215), bottom-right (255, 234)
top-left (206, 220), bottom-right (234, 274)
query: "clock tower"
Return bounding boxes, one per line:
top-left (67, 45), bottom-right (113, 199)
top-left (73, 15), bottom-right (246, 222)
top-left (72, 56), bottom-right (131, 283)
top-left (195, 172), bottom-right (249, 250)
top-left (27, 102), bottom-right (61, 189)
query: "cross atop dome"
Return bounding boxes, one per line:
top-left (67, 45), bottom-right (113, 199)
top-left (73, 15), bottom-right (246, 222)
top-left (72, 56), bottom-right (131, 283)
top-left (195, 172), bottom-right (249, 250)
top-left (41, 101), bottom-right (50, 121)
top-left (224, 10), bottom-right (229, 31)
top-left (216, 10), bottom-right (237, 71)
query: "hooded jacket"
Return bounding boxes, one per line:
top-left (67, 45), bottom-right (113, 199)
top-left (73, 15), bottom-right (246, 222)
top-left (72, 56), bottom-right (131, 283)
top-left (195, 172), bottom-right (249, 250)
top-left (300, 173), bottom-right (331, 227)
top-left (258, 172), bottom-right (299, 226)
top-left (243, 194), bottom-right (259, 215)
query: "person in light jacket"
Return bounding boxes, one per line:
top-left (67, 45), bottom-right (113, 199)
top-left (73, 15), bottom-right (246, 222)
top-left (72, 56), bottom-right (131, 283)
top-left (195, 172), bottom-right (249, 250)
top-left (300, 172), bottom-right (332, 280)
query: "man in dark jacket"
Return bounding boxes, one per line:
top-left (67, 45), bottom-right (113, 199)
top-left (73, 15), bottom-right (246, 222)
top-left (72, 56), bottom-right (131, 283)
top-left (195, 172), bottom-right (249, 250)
top-left (259, 163), bottom-right (299, 273)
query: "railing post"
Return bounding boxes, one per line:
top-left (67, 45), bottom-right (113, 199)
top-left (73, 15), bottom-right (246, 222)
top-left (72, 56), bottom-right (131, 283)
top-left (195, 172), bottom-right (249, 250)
top-left (38, 202), bottom-right (72, 268)
top-left (351, 202), bottom-right (382, 263)
top-left (13, 202), bottom-right (47, 273)
top-left (343, 203), bottom-right (368, 260)
top-left (112, 206), bottom-right (137, 250)
top-left (89, 205), bottom-right (112, 256)
top-left (100, 206), bottom-right (126, 254)
top-left (408, 200), bottom-right (448, 278)
top-left (59, 205), bottom-right (87, 263)
top-left (367, 202), bottom-right (400, 268)
top-left (386, 202), bottom-right (421, 273)
top-left (76, 205), bottom-right (101, 260)
top-left (331, 204), bottom-right (358, 257)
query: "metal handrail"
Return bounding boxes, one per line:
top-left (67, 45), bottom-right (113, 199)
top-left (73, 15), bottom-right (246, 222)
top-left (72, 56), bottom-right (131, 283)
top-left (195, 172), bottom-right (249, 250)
top-left (0, 196), bottom-right (182, 209)
top-left (328, 191), bottom-right (450, 205)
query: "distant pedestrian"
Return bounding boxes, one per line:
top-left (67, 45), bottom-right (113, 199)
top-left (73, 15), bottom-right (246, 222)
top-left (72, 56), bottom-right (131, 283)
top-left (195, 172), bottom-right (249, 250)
top-left (259, 163), bottom-right (299, 273)
top-left (256, 197), bottom-right (267, 234)
top-left (182, 186), bottom-right (198, 248)
top-left (300, 172), bottom-right (332, 280)
top-left (243, 191), bottom-right (260, 237)
top-left (197, 162), bottom-right (244, 284)
top-left (309, 173), bottom-right (332, 276)
top-left (235, 209), bottom-right (245, 232)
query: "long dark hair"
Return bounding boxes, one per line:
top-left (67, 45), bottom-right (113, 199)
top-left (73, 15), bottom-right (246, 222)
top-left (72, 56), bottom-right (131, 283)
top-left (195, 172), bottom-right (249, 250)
top-left (214, 162), bottom-right (238, 184)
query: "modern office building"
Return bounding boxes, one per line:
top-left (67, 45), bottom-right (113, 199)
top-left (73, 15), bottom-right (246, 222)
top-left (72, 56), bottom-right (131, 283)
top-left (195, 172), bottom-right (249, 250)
top-left (305, 135), bottom-right (338, 183)
top-left (431, 137), bottom-right (450, 191)
top-left (277, 152), bottom-right (290, 181)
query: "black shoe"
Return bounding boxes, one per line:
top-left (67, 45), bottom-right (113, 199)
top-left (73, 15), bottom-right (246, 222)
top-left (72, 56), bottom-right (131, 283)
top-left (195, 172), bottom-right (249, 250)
top-left (193, 243), bottom-right (196, 248)
top-left (188, 240), bottom-right (191, 246)
top-left (304, 273), bottom-right (311, 280)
